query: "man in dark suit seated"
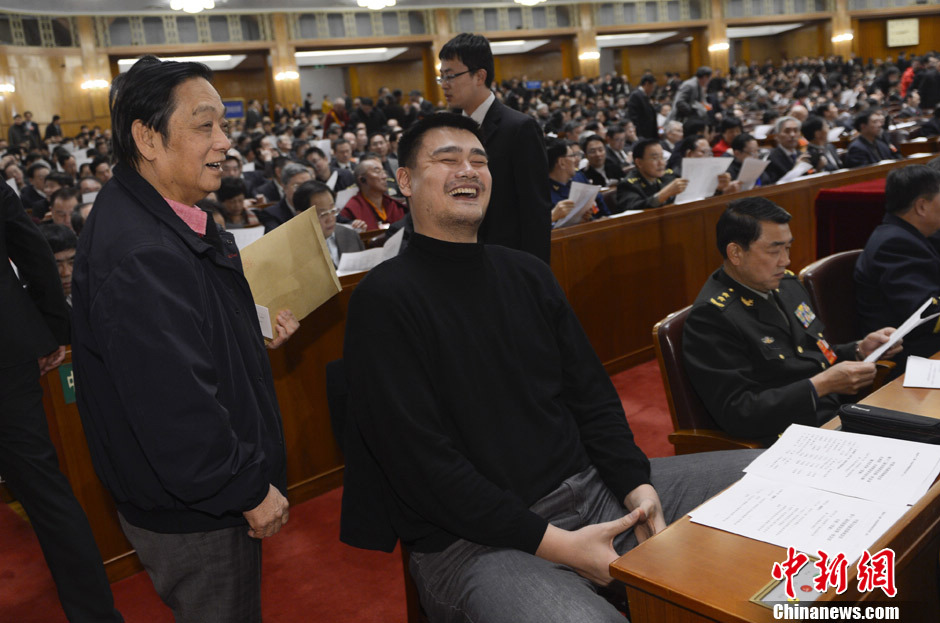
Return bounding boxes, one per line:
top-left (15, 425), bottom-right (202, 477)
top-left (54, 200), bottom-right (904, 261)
top-left (856, 165), bottom-right (940, 365)
top-left (763, 116), bottom-right (815, 184)
top-left (802, 115), bottom-right (843, 172)
top-left (604, 124), bottom-right (632, 175)
top-left (615, 138), bottom-right (687, 213)
top-left (726, 133), bottom-right (764, 184)
top-left (683, 198), bottom-right (900, 443)
top-left (21, 161), bottom-right (51, 219)
top-left (626, 74), bottom-right (658, 140)
top-left (292, 180), bottom-right (364, 267)
top-left (221, 154), bottom-right (266, 199)
top-left (252, 155), bottom-right (290, 204)
top-left (581, 134), bottom-right (623, 186)
top-left (305, 146), bottom-right (355, 194)
top-left (255, 163), bottom-right (313, 233)
top-left (844, 109), bottom-right (900, 168)
top-left (547, 139), bottom-right (608, 223)
top-left (918, 104), bottom-right (940, 138)
top-left (439, 33), bottom-right (551, 263)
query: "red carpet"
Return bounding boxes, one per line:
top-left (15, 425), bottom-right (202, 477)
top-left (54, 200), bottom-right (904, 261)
top-left (0, 360), bottom-right (672, 622)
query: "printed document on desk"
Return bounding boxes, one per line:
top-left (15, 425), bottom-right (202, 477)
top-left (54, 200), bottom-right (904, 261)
top-left (904, 356), bottom-right (940, 388)
top-left (743, 424), bottom-right (940, 505)
top-left (689, 475), bottom-right (907, 564)
top-left (688, 424), bottom-right (940, 562)
top-left (865, 296), bottom-right (940, 362)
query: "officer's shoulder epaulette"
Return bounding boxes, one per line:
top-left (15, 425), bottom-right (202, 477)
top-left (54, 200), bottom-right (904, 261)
top-left (704, 284), bottom-right (741, 311)
top-left (626, 176), bottom-right (639, 184)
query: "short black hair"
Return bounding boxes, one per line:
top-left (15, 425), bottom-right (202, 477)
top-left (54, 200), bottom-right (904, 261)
top-left (853, 108), bottom-right (881, 131)
top-left (292, 179), bottom-right (333, 213)
top-left (730, 132), bottom-right (755, 152)
top-left (439, 33), bottom-right (496, 88)
top-left (545, 138), bottom-right (572, 170)
top-left (26, 161), bottom-right (50, 180)
top-left (718, 117), bottom-right (742, 134)
top-left (50, 185), bottom-right (82, 206)
top-left (639, 73), bottom-right (656, 86)
top-left (110, 55), bottom-right (214, 170)
top-left (581, 134), bottom-right (605, 151)
top-left (801, 115), bottom-right (826, 141)
top-left (716, 197), bottom-right (792, 259)
top-left (695, 66), bottom-right (713, 79)
top-left (304, 146), bottom-right (327, 160)
top-left (632, 137), bottom-right (660, 161)
top-left (217, 176), bottom-right (247, 202)
top-left (360, 97), bottom-right (374, 107)
top-left (91, 155), bottom-right (111, 174)
top-left (397, 112), bottom-right (483, 169)
top-left (45, 171), bottom-right (75, 189)
top-left (39, 223), bottom-right (77, 253)
top-left (885, 164), bottom-right (940, 215)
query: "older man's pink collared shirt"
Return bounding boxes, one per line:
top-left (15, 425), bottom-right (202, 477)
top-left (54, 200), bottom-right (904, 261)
top-left (164, 198), bottom-right (207, 236)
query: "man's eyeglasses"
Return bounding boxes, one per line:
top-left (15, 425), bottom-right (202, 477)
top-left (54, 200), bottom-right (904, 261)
top-left (316, 207), bottom-right (340, 219)
top-left (436, 70), bottom-right (472, 85)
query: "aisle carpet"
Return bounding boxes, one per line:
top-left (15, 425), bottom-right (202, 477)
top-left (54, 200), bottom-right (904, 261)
top-left (0, 359), bottom-right (673, 622)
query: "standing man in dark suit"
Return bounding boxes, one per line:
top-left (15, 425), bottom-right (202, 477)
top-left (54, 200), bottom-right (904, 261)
top-left (439, 33), bottom-right (551, 263)
top-left (627, 74), bottom-right (659, 141)
top-left (844, 110), bottom-right (899, 168)
top-left (1, 182), bottom-right (123, 623)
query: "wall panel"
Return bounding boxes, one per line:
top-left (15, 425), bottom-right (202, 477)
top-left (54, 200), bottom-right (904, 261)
top-left (212, 68), bottom-right (273, 109)
top-left (0, 46), bottom-right (109, 137)
top-left (621, 42), bottom-right (692, 82)
top-left (351, 58), bottom-right (425, 99)
top-left (494, 50), bottom-right (564, 82)
top-left (852, 14), bottom-right (940, 63)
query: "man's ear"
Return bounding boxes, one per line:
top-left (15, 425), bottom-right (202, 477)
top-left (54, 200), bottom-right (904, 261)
top-left (396, 167), bottom-right (412, 198)
top-left (131, 120), bottom-right (159, 162)
top-left (726, 242), bottom-right (744, 266)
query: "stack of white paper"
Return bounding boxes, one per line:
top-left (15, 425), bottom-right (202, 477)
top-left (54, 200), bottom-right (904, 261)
top-left (689, 424), bottom-right (940, 562)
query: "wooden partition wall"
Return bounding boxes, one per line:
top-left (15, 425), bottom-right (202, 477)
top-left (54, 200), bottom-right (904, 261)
top-left (38, 156), bottom-right (927, 581)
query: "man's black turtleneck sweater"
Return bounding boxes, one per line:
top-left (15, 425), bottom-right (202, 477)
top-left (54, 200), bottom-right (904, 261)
top-left (343, 232), bottom-right (649, 554)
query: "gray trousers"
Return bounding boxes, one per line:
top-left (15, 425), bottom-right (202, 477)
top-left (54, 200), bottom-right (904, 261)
top-left (410, 449), bottom-right (761, 623)
top-left (119, 515), bottom-right (262, 623)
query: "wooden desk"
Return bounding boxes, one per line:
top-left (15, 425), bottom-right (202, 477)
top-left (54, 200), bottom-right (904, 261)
top-left (610, 370), bottom-right (940, 622)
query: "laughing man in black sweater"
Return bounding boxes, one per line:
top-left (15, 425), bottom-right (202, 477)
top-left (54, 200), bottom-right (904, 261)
top-left (342, 113), bottom-right (758, 623)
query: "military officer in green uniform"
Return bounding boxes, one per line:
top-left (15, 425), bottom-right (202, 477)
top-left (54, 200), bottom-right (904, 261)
top-left (615, 138), bottom-right (688, 213)
top-left (683, 197), bottom-right (901, 444)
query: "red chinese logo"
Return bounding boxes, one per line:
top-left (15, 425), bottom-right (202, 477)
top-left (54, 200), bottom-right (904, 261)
top-left (771, 547), bottom-right (809, 599)
top-left (772, 548), bottom-right (897, 599)
top-left (857, 548), bottom-right (897, 597)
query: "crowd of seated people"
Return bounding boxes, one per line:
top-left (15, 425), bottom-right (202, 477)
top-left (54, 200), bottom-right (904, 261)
top-left (4, 51), bottom-right (940, 272)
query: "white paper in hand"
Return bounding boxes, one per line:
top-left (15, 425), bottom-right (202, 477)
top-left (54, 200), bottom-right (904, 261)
top-left (554, 182), bottom-right (599, 228)
top-left (736, 157), bottom-right (770, 191)
top-left (674, 157), bottom-right (731, 204)
top-left (777, 160), bottom-right (813, 184)
top-left (255, 304), bottom-right (273, 339)
top-left (865, 297), bottom-right (940, 362)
